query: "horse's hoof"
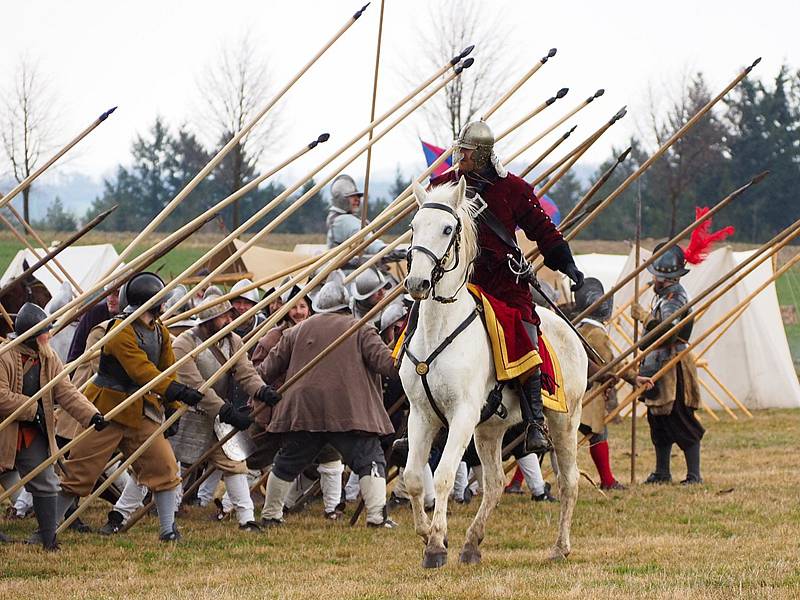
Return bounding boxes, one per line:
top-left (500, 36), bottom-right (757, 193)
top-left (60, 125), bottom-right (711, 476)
top-left (422, 547), bottom-right (448, 569)
top-left (459, 545), bottom-right (481, 565)
top-left (548, 546), bottom-right (570, 561)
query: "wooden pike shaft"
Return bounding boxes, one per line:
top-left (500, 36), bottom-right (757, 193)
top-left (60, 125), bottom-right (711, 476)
top-left (630, 184), bottom-right (642, 484)
top-left (5, 203), bottom-right (84, 293)
top-left (694, 303), bottom-right (748, 362)
top-left (697, 375), bottom-right (737, 419)
top-left (343, 231), bottom-right (411, 285)
top-left (0, 107), bottom-right (117, 212)
top-left (572, 171), bottom-right (769, 323)
top-left (0, 206), bottom-right (116, 299)
top-left (361, 0), bottom-right (386, 228)
top-left (0, 303), bottom-right (14, 329)
top-left (584, 250), bottom-right (800, 444)
top-left (172, 66), bottom-right (465, 314)
top-left (482, 48), bottom-right (556, 121)
top-left (0, 212), bottom-right (64, 284)
top-left (111, 6), bottom-right (370, 269)
top-left (701, 363), bottom-right (753, 418)
top-left (496, 87), bottom-right (568, 142)
top-left (517, 125), bottom-right (576, 179)
top-left (504, 89), bottom-right (604, 165)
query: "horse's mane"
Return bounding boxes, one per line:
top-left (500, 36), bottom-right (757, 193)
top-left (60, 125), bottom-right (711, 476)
top-left (423, 182), bottom-right (479, 276)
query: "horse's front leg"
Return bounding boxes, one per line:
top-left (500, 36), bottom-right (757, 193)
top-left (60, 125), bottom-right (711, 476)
top-left (424, 408), bottom-right (479, 569)
top-left (460, 423), bottom-right (504, 565)
top-left (547, 411), bottom-right (579, 560)
top-left (405, 406), bottom-right (437, 545)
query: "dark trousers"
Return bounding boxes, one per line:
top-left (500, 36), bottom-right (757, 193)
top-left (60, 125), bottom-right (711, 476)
top-left (272, 431), bottom-right (386, 483)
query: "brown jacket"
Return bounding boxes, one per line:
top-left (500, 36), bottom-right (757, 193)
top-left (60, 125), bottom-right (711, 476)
top-left (172, 328), bottom-right (265, 417)
top-left (258, 312), bottom-right (397, 435)
top-left (250, 324), bottom-right (290, 428)
top-left (83, 317), bottom-right (176, 429)
top-left (0, 345), bottom-right (99, 471)
top-left (55, 320), bottom-right (108, 440)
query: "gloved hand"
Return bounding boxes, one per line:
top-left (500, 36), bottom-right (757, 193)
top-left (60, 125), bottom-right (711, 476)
top-left (218, 402), bottom-right (253, 431)
top-left (90, 413), bottom-right (108, 431)
top-left (563, 263), bottom-right (584, 291)
top-left (631, 302), bottom-right (650, 323)
top-left (384, 249), bottom-right (408, 263)
top-left (165, 381), bottom-right (204, 406)
top-left (254, 384), bottom-right (281, 407)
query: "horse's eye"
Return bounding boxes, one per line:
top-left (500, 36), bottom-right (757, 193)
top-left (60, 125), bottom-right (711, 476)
top-left (443, 225), bottom-right (453, 235)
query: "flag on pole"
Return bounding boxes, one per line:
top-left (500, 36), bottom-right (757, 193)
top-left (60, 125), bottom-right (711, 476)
top-left (537, 194), bottom-right (561, 225)
top-left (420, 140), bottom-right (453, 178)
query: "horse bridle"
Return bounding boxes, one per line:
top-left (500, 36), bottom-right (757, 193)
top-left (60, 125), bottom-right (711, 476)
top-left (405, 202), bottom-right (467, 304)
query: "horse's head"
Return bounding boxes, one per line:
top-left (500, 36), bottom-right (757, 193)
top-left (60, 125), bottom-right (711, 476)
top-left (405, 177), bottom-right (477, 302)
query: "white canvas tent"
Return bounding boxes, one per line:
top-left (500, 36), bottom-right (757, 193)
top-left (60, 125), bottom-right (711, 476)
top-left (610, 246), bottom-right (800, 410)
top-left (0, 244), bottom-right (123, 297)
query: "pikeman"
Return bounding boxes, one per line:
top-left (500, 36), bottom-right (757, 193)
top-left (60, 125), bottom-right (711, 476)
top-left (574, 278), bottom-right (653, 490)
top-left (326, 174), bottom-right (387, 255)
top-left (429, 121), bottom-right (585, 453)
top-left (632, 245), bottom-right (705, 485)
top-left (257, 274), bottom-right (398, 528)
top-left (229, 279), bottom-right (268, 343)
top-left (0, 303), bottom-right (107, 550)
top-left (169, 289), bottom-right (279, 532)
top-left (57, 272), bottom-right (205, 542)
top-left (350, 267), bottom-right (393, 328)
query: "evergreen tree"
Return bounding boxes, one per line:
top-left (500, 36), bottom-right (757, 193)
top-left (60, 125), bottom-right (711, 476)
top-left (547, 170), bottom-right (582, 219)
top-left (36, 197), bottom-right (77, 231)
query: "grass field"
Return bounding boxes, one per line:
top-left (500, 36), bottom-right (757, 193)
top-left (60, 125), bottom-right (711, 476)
top-left (1, 409), bottom-right (799, 599)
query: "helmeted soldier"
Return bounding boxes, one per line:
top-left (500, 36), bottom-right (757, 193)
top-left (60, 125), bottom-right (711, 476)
top-left (430, 120), bottom-right (584, 453)
top-left (229, 279), bottom-right (267, 343)
top-left (633, 244), bottom-right (704, 485)
top-left (326, 174), bottom-right (386, 255)
top-left (170, 288), bottom-right (279, 531)
top-left (58, 272), bottom-right (205, 542)
top-left (574, 278), bottom-right (652, 490)
top-left (350, 266), bottom-right (392, 327)
top-left (258, 272), bottom-right (398, 528)
top-left (162, 285), bottom-right (198, 337)
top-left (0, 303), bottom-right (107, 550)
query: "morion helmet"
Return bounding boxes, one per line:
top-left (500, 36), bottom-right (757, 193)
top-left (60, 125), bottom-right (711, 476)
top-left (647, 243), bottom-right (689, 279)
top-left (573, 277), bottom-right (613, 322)
top-left (350, 267), bottom-right (390, 301)
top-left (454, 120), bottom-right (507, 178)
top-left (329, 174), bottom-right (363, 213)
top-left (312, 271), bottom-right (351, 314)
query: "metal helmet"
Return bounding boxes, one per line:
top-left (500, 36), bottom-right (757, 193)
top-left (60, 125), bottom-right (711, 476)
top-left (163, 285), bottom-right (191, 314)
top-left (573, 277), bottom-right (613, 322)
top-left (14, 302), bottom-right (52, 337)
top-left (311, 271), bottom-right (351, 314)
top-left (45, 281), bottom-right (75, 315)
top-left (121, 272), bottom-right (165, 312)
top-left (350, 267), bottom-right (390, 301)
top-left (454, 120), bottom-right (507, 177)
top-left (230, 278), bottom-right (260, 305)
top-left (195, 290), bottom-right (233, 324)
top-left (379, 302), bottom-right (407, 334)
top-left (647, 242), bottom-right (689, 279)
top-left (329, 174), bottom-right (363, 213)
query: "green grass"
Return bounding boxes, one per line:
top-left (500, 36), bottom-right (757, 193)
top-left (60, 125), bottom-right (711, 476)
top-left (1, 409), bottom-right (799, 599)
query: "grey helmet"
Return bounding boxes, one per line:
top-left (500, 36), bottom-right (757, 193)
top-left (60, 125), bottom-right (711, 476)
top-left (379, 302), bottom-right (407, 334)
top-left (453, 120), bottom-right (507, 178)
top-left (311, 271), bottom-right (351, 314)
top-left (329, 174), bottom-right (363, 213)
top-left (163, 285), bottom-right (198, 329)
top-left (573, 277), bottom-right (613, 322)
top-left (14, 302), bottom-right (52, 338)
top-left (350, 267), bottom-right (390, 301)
top-left (647, 242), bottom-right (689, 279)
top-left (230, 278), bottom-right (260, 305)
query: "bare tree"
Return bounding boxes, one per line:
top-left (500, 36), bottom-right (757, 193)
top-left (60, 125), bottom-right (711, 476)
top-left (196, 33), bottom-right (281, 228)
top-left (1, 57), bottom-right (58, 222)
top-left (412, 2), bottom-right (514, 143)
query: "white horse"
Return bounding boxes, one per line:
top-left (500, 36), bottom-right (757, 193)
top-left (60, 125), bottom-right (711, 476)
top-left (399, 177), bottom-right (587, 568)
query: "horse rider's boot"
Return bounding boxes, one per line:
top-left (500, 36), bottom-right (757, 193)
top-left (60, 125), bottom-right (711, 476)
top-left (520, 370), bottom-right (552, 454)
top-left (32, 495), bottom-right (60, 551)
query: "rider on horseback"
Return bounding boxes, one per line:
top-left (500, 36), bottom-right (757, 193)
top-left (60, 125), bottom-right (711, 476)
top-left (430, 121), bottom-right (584, 454)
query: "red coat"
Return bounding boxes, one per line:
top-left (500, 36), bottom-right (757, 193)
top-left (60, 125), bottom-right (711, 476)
top-left (431, 171), bottom-right (570, 324)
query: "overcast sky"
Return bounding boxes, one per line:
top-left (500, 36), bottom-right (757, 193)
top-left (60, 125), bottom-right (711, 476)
top-left (2, 0), bottom-right (798, 193)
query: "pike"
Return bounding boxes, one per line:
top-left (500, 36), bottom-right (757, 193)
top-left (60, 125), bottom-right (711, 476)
top-left (517, 124), bottom-right (577, 178)
top-left (108, 4), bottom-right (371, 271)
top-left (503, 89), bottom-right (605, 165)
top-left (0, 212), bottom-right (66, 286)
top-left (361, 0), bottom-right (387, 227)
top-left (0, 133), bottom-right (331, 356)
top-left (0, 206), bottom-right (117, 298)
top-left (0, 107), bottom-right (117, 212)
top-left (495, 87), bottom-right (569, 142)
top-left (630, 180), bottom-right (643, 484)
top-left (573, 171), bottom-right (769, 323)
top-left (533, 106), bottom-right (627, 195)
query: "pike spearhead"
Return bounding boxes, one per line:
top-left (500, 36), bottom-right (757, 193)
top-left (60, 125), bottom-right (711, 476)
top-left (587, 89), bottom-right (605, 103)
top-left (565, 124), bottom-right (578, 138)
top-left (557, 87), bottom-right (569, 99)
top-left (317, 133), bottom-right (331, 143)
top-left (618, 146), bottom-right (633, 162)
top-left (612, 106), bottom-right (628, 123)
top-left (751, 170), bottom-right (770, 185)
top-left (746, 57), bottom-right (762, 73)
top-left (353, 3), bottom-right (370, 19)
top-left (460, 45), bottom-right (475, 59)
top-left (455, 57), bottom-right (475, 74)
top-left (99, 106), bottom-right (118, 121)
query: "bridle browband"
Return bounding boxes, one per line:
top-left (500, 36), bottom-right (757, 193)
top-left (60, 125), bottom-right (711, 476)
top-left (405, 202), bottom-right (469, 304)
